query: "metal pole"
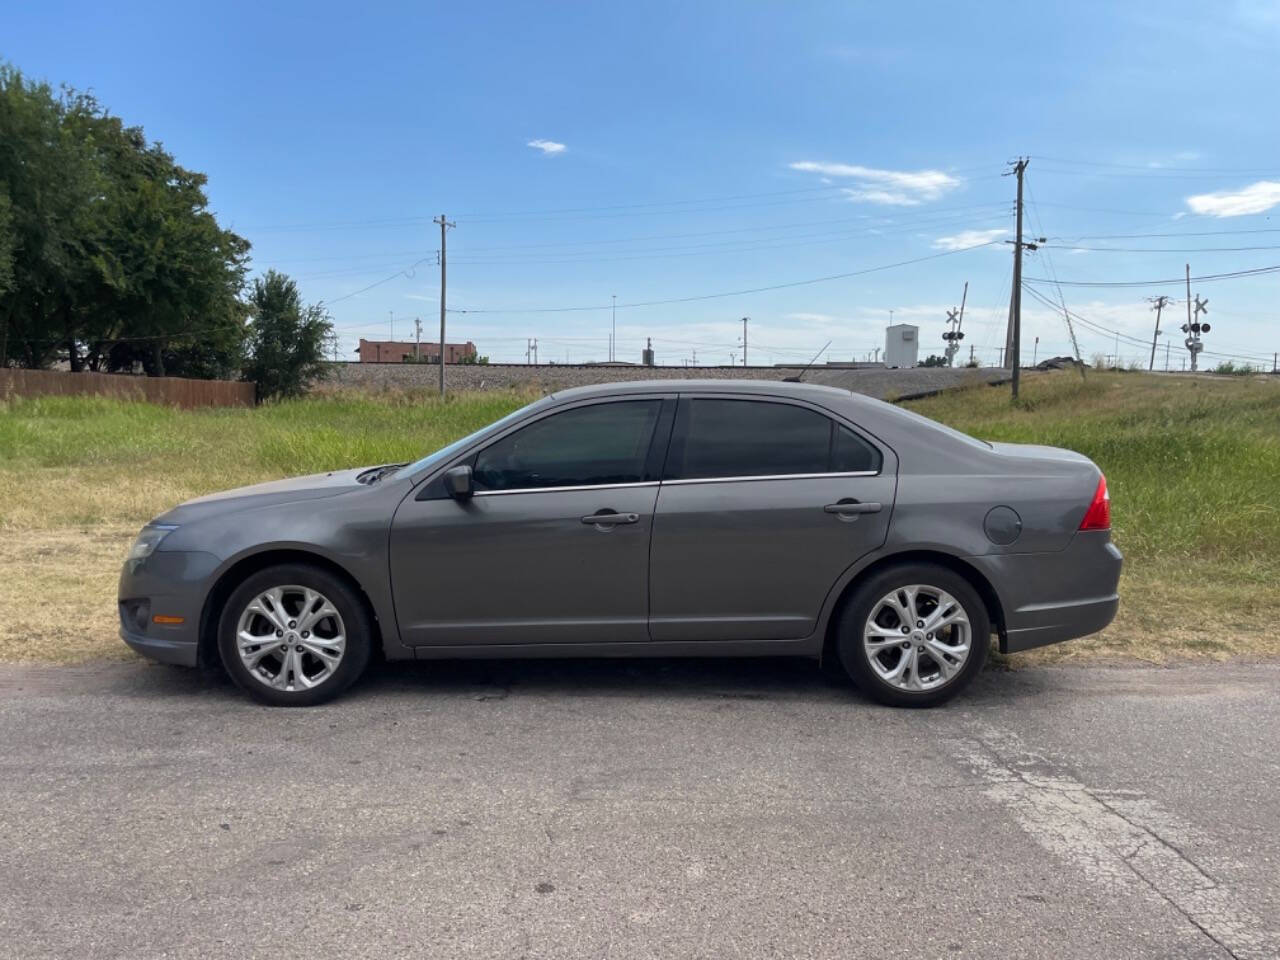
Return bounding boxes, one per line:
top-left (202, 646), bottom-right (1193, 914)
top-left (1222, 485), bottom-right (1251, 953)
top-left (1148, 296), bottom-right (1166, 371)
top-left (1010, 158), bottom-right (1028, 400)
top-left (1185, 263), bottom-right (1195, 372)
top-left (741, 317), bottom-right (748, 366)
top-left (434, 215), bottom-right (454, 396)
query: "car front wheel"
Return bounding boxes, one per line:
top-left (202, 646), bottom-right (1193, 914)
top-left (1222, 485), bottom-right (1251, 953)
top-left (836, 563), bottom-right (989, 708)
top-left (218, 563), bottom-right (373, 707)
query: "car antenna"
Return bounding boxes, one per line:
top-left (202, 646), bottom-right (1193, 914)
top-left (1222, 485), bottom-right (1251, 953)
top-left (784, 341), bottom-right (831, 382)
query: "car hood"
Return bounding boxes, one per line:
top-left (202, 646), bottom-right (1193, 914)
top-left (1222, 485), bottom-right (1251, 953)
top-left (154, 467), bottom-right (378, 525)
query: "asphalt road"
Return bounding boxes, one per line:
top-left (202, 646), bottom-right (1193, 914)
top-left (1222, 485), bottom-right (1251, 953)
top-left (2, 657), bottom-right (1277, 960)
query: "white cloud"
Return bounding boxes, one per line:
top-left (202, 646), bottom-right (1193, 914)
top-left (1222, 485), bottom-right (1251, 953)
top-left (789, 161), bottom-right (961, 206)
top-left (527, 139), bottom-right (567, 156)
top-left (932, 228), bottom-right (1008, 251)
top-left (1186, 180), bottom-right (1280, 217)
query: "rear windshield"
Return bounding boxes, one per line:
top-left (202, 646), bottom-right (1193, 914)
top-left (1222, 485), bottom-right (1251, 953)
top-left (887, 405), bottom-right (992, 450)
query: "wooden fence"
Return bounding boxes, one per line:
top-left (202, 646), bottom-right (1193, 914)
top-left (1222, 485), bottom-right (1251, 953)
top-left (0, 369), bottom-right (255, 408)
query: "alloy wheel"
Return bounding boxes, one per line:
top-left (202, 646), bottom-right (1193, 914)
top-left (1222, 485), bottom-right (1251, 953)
top-left (235, 585), bottom-right (347, 693)
top-left (863, 584), bottom-right (971, 692)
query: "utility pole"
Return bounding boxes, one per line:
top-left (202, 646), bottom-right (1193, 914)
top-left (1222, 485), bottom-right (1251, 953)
top-left (969, 344), bottom-right (975, 366)
top-left (611, 295), bottom-right (617, 363)
top-left (741, 317), bottom-right (749, 366)
top-left (414, 317), bottom-right (422, 361)
top-left (1165, 341), bottom-right (1171, 371)
top-left (434, 215), bottom-right (455, 395)
top-left (1004, 158), bottom-right (1031, 400)
top-left (1148, 296), bottom-right (1169, 371)
top-left (1032, 336), bottom-right (1039, 367)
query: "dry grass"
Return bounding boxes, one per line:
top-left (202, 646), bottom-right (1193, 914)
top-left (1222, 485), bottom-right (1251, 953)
top-left (0, 526), bottom-right (136, 663)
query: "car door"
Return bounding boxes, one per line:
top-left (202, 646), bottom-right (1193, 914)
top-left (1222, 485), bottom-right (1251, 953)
top-left (390, 396), bottom-right (674, 647)
top-left (648, 395), bottom-right (896, 642)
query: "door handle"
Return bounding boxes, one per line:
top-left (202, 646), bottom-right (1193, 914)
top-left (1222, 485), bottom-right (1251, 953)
top-left (824, 500), bottom-right (881, 516)
top-left (580, 511), bottom-right (640, 526)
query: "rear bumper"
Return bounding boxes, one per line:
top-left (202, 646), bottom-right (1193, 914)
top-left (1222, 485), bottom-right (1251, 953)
top-left (967, 532), bottom-right (1123, 654)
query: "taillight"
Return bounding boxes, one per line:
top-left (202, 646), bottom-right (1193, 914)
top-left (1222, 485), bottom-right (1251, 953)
top-left (1079, 474), bottom-right (1110, 531)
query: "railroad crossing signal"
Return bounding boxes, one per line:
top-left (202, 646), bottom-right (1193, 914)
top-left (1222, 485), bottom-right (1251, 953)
top-left (943, 299), bottom-right (966, 366)
top-left (1182, 295), bottom-right (1210, 363)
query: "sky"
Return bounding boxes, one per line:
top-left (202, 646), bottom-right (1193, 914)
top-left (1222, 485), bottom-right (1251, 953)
top-left (6, 0), bottom-right (1280, 368)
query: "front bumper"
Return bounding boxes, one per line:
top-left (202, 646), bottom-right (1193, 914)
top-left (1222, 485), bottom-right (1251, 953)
top-left (118, 550), bottom-right (221, 667)
top-left (967, 531), bottom-right (1123, 654)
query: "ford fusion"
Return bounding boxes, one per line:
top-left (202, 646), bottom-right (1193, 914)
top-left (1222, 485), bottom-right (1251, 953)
top-left (119, 381), bottom-right (1121, 707)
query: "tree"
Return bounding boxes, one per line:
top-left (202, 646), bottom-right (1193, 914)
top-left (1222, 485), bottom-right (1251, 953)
top-left (0, 63), bottom-right (249, 374)
top-left (242, 270), bottom-right (333, 400)
top-left (919, 354), bottom-right (948, 368)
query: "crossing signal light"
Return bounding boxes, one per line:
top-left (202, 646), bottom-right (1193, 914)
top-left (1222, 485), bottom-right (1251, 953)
top-left (1201, 323), bottom-right (1210, 333)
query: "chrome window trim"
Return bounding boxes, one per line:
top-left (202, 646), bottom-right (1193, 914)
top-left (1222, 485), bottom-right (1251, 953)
top-left (471, 470), bottom-right (879, 496)
top-left (662, 470), bottom-right (880, 487)
top-left (473, 480), bottom-right (661, 497)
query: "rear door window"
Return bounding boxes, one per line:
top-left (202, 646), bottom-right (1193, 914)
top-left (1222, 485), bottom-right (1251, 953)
top-left (666, 398), bottom-right (881, 480)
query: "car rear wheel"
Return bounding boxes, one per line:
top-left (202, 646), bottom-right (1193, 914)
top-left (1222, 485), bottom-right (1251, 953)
top-left (836, 563), bottom-right (989, 708)
top-left (218, 564), bottom-right (373, 707)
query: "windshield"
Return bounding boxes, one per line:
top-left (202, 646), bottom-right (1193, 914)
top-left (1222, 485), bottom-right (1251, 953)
top-left (403, 397), bottom-right (550, 479)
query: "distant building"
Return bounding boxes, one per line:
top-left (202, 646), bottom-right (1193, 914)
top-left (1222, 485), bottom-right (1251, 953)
top-left (884, 324), bottom-right (919, 369)
top-left (356, 339), bottom-right (477, 363)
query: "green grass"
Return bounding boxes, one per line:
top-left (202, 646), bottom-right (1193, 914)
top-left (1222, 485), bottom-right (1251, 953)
top-left (904, 371), bottom-right (1280, 661)
top-left (2, 372), bottom-right (1278, 663)
top-left (0, 389), bottom-right (535, 529)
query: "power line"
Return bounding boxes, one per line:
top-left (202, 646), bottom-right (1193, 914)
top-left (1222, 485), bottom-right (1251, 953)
top-left (1020, 283), bottom-right (1274, 365)
top-left (1033, 165), bottom-right (1280, 181)
top-left (243, 185), bottom-right (853, 232)
top-left (1023, 263), bottom-right (1280, 288)
top-left (1026, 182), bottom-right (1085, 370)
top-left (447, 242), bottom-right (1002, 316)
top-left (446, 214), bottom-right (1011, 266)
top-left (1045, 243), bottom-right (1280, 254)
top-left (1032, 155), bottom-right (1280, 174)
top-left (1050, 227), bottom-right (1280, 241)
top-left (325, 255), bottom-right (438, 305)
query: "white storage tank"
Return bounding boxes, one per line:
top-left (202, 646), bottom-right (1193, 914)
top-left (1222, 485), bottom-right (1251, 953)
top-left (884, 324), bottom-right (919, 368)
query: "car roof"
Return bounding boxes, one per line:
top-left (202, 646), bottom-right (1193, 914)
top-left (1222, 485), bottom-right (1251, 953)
top-left (547, 378), bottom-right (860, 404)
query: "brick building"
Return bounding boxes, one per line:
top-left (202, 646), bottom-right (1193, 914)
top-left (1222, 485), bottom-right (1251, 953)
top-left (355, 339), bottom-right (477, 364)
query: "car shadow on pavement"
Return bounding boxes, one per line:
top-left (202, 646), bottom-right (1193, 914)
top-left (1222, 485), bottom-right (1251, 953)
top-left (8, 649), bottom-right (1027, 706)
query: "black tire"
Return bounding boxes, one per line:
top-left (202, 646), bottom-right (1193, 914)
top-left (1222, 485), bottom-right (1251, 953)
top-left (835, 563), bottom-right (989, 708)
top-left (218, 563), bottom-right (374, 707)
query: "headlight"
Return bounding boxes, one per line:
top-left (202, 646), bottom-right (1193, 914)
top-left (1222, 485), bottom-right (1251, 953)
top-left (127, 524), bottom-right (179, 562)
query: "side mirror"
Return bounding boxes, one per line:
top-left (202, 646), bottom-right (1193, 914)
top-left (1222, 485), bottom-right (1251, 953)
top-left (443, 464), bottom-right (474, 501)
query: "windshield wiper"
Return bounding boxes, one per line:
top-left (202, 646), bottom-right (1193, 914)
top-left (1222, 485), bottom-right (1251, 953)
top-left (357, 463), bottom-right (408, 484)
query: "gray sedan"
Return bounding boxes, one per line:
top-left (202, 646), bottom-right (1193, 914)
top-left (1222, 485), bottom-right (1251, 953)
top-left (119, 380), bottom-right (1121, 707)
